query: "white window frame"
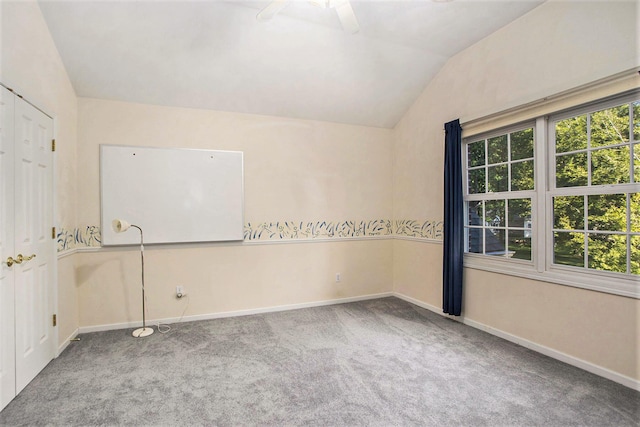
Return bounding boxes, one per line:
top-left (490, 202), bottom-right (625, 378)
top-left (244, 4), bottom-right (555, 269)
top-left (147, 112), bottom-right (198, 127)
top-left (462, 90), bottom-right (640, 299)
top-left (463, 121), bottom-right (538, 267)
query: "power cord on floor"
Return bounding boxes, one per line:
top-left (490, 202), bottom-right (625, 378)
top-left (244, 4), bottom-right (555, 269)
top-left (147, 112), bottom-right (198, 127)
top-left (157, 293), bottom-right (190, 334)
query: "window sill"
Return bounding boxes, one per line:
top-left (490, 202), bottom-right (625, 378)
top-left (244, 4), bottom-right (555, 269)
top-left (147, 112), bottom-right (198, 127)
top-left (463, 254), bottom-right (639, 299)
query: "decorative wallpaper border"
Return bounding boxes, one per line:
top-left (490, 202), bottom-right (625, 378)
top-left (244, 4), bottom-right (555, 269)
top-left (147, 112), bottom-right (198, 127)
top-left (57, 226), bottom-right (102, 252)
top-left (57, 219), bottom-right (442, 253)
top-left (394, 219), bottom-right (443, 240)
top-left (244, 219), bottom-right (392, 241)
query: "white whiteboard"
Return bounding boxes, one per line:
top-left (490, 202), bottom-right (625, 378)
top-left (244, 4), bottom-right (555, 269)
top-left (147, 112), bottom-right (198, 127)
top-left (100, 145), bottom-right (244, 246)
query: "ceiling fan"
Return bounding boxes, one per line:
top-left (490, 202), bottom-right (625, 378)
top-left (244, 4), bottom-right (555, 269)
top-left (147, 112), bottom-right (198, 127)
top-left (257, 0), bottom-right (360, 34)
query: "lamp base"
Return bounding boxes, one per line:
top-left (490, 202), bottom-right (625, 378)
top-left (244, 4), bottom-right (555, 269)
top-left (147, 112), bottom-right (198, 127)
top-left (132, 327), bottom-right (154, 338)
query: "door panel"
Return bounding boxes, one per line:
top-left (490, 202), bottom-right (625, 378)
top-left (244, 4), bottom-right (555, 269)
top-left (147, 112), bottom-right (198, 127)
top-left (18, 158), bottom-right (32, 246)
top-left (13, 96), bottom-right (54, 395)
top-left (37, 165), bottom-right (47, 240)
top-left (16, 267), bottom-right (34, 357)
top-left (0, 86), bottom-right (16, 411)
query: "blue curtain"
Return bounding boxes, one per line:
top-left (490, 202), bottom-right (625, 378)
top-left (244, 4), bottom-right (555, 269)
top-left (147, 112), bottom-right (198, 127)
top-left (443, 119), bottom-right (463, 316)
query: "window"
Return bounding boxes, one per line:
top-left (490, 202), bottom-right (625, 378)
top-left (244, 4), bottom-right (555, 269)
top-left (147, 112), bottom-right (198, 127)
top-left (462, 91), bottom-right (639, 297)
top-left (550, 100), bottom-right (639, 276)
top-left (464, 126), bottom-right (535, 261)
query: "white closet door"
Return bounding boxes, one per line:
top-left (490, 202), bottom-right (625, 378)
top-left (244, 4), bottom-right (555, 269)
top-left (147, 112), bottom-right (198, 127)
top-left (0, 86), bottom-right (16, 411)
top-left (13, 95), bottom-right (55, 394)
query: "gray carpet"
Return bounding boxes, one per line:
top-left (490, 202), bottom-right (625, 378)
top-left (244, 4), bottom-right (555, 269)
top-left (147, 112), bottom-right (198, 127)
top-left (0, 297), bottom-right (638, 426)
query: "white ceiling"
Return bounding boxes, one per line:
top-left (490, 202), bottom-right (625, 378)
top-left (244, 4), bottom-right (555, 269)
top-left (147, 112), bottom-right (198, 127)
top-left (38, 0), bottom-right (544, 128)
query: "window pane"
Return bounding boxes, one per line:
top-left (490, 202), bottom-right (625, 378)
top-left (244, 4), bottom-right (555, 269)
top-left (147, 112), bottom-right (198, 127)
top-left (556, 152), bottom-right (587, 187)
top-left (553, 196), bottom-right (584, 230)
top-left (588, 194), bottom-right (626, 232)
top-left (554, 231), bottom-right (584, 267)
top-left (556, 115), bottom-right (587, 153)
top-left (488, 135), bottom-right (508, 164)
top-left (508, 198), bottom-right (531, 228)
top-left (468, 168), bottom-right (486, 194)
top-left (467, 201), bottom-right (483, 226)
top-left (588, 233), bottom-right (627, 273)
top-left (511, 160), bottom-right (534, 191)
top-left (488, 164), bottom-right (508, 192)
top-left (468, 140), bottom-right (485, 167)
top-left (590, 104), bottom-right (629, 148)
top-left (485, 199), bottom-right (505, 227)
top-left (486, 229), bottom-right (506, 256)
top-left (632, 235), bottom-right (640, 275)
top-left (467, 227), bottom-right (483, 254)
top-left (591, 146), bottom-right (630, 185)
top-left (510, 128), bottom-right (534, 161)
top-left (631, 193), bottom-right (640, 233)
top-left (508, 230), bottom-right (531, 261)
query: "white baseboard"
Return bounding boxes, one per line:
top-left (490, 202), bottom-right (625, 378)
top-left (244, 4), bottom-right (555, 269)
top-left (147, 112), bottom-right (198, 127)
top-left (57, 328), bottom-right (79, 356)
top-left (78, 292), bottom-right (394, 334)
top-left (459, 316), bottom-right (640, 391)
top-left (393, 292), bottom-right (640, 392)
top-left (393, 292), bottom-right (443, 314)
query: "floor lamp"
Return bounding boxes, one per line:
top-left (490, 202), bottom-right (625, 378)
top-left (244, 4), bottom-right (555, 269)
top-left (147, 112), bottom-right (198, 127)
top-left (112, 219), bottom-right (154, 338)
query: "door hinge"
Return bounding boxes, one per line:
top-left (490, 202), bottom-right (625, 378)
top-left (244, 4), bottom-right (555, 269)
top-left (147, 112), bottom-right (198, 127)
top-left (52, 227), bottom-right (56, 239)
top-left (51, 139), bottom-right (56, 152)
top-left (52, 314), bottom-right (57, 327)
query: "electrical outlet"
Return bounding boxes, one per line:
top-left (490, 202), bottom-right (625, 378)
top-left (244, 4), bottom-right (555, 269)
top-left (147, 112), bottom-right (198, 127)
top-left (336, 273), bottom-right (341, 283)
top-left (176, 286), bottom-right (185, 298)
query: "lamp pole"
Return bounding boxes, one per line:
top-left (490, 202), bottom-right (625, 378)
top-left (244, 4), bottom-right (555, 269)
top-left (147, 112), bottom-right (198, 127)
top-left (113, 219), bottom-right (154, 338)
top-left (130, 225), bottom-right (152, 337)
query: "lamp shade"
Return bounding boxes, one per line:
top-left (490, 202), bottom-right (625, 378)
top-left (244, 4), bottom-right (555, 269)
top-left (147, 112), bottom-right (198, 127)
top-left (112, 219), bottom-right (131, 233)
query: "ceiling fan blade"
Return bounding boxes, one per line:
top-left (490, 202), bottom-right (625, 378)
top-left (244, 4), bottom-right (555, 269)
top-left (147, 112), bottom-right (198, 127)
top-left (334, 0), bottom-right (359, 34)
top-left (256, 0), bottom-right (290, 22)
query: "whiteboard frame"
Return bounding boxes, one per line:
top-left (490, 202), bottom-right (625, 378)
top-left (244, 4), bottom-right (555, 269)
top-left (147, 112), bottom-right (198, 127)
top-left (100, 144), bottom-right (244, 246)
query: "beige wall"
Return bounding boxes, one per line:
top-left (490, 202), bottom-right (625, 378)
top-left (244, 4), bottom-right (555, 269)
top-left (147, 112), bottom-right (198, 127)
top-left (393, 0), bottom-right (639, 381)
top-left (77, 98), bottom-right (393, 226)
top-left (76, 240), bottom-right (392, 328)
top-left (393, 240), bottom-right (442, 306)
top-left (75, 98), bottom-right (394, 327)
top-left (1, 0), bottom-right (79, 346)
top-left (464, 269), bottom-right (639, 380)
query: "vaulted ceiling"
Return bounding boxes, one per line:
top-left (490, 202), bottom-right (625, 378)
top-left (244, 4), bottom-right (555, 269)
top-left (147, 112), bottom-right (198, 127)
top-left (39, 0), bottom-right (544, 128)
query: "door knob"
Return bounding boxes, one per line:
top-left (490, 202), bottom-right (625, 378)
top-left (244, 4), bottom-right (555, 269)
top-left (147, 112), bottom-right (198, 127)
top-left (6, 256), bottom-right (21, 267)
top-left (16, 254), bottom-right (36, 263)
